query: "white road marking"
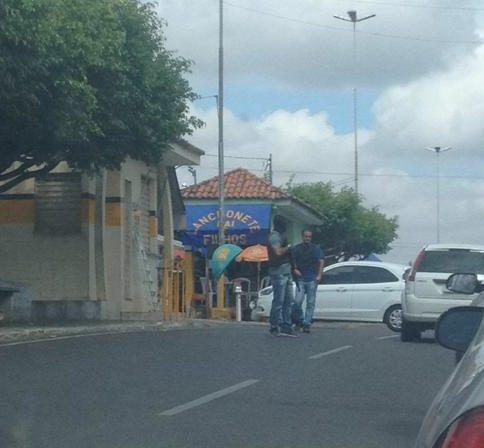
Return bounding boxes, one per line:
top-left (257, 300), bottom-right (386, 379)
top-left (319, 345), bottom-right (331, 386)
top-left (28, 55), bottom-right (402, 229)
top-left (160, 379), bottom-right (260, 417)
top-left (376, 335), bottom-right (400, 340)
top-left (308, 345), bottom-right (353, 359)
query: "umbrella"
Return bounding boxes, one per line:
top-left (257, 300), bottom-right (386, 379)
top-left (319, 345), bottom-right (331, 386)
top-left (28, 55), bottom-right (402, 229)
top-left (236, 244), bottom-right (269, 289)
top-left (210, 244), bottom-right (243, 280)
top-left (236, 244), bottom-right (268, 263)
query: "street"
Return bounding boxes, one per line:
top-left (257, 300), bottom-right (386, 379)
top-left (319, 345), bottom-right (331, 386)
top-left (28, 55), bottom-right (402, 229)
top-left (0, 322), bottom-right (454, 448)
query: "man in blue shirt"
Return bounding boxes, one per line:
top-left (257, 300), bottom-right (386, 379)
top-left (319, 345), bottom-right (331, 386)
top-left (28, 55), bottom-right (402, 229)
top-left (292, 229), bottom-right (324, 333)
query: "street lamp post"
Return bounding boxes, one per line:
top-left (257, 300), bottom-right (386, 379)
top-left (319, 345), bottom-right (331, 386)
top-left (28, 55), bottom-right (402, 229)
top-left (218, 0), bottom-right (225, 247)
top-left (334, 10), bottom-right (375, 195)
top-left (424, 146), bottom-right (452, 243)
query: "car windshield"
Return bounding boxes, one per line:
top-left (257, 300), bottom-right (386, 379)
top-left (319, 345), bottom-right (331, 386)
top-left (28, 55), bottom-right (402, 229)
top-left (418, 250), bottom-right (484, 274)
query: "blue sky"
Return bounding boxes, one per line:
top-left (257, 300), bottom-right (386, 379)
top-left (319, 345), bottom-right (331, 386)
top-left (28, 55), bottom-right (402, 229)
top-left (158, 0), bottom-right (484, 264)
top-left (196, 84), bottom-right (379, 134)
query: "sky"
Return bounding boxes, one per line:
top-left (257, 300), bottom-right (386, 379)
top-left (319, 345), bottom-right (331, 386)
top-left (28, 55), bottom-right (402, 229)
top-left (156, 0), bottom-right (484, 264)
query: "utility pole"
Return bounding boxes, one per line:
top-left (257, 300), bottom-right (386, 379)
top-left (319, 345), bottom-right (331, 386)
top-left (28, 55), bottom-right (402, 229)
top-left (333, 10), bottom-right (375, 195)
top-left (264, 154), bottom-right (273, 184)
top-left (424, 146), bottom-right (452, 243)
top-left (187, 167), bottom-right (197, 185)
top-left (218, 0), bottom-right (225, 247)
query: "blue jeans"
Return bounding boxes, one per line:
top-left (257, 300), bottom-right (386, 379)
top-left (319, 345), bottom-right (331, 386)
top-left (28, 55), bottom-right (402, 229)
top-left (293, 280), bottom-right (317, 327)
top-left (269, 273), bottom-right (294, 331)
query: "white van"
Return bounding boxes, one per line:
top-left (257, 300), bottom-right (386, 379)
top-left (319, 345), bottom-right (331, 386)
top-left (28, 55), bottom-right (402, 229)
top-left (401, 243), bottom-right (484, 341)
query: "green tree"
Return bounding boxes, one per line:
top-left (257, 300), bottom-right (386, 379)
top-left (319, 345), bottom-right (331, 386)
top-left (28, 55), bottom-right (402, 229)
top-left (288, 181), bottom-right (398, 262)
top-left (0, 0), bottom-right (202, 193)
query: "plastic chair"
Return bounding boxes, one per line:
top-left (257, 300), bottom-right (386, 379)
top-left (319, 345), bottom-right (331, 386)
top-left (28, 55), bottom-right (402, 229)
top-left (232, 277), bottom-right (259, 320)
top-left (260, 276), bottom-right (271, 290)
top-left (190, 276), bottom-right (215, 317)
top-left (232, 277), bottom-right (251, 296)
top-left (200, 276), bottom-right (215, 308)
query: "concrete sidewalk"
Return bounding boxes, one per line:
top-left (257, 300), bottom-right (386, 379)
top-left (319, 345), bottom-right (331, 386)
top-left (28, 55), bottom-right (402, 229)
top-left (0, 318), bottom-right (235, 344)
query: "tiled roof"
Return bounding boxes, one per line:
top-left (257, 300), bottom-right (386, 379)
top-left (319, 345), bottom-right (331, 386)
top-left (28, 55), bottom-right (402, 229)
top-left (181, 168), bottom-right (290, 200)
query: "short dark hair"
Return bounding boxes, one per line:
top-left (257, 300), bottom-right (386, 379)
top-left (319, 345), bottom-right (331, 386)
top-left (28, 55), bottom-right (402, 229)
top-left (273, 215), bottom-right (287, 232)
top-left (273, 215), bottom-right (287, 227)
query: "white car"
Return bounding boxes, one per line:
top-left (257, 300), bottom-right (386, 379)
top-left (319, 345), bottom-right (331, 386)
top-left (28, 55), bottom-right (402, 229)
top-left (401, 243), bottom-right (484, 342)
top-left (252, 260), bottom-right (408, 332)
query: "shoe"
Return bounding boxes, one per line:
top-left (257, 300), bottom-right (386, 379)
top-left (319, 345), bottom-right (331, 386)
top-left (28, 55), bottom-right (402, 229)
top-left (303, 327), bottom-right (311, 334)
top-left (279, 328), bottom-right (297, 338)
top-left (269, 327), bottom-right (280, 336)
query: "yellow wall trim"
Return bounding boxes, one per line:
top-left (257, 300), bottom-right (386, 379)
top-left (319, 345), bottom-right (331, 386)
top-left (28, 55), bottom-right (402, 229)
top-left (81, 198), bottom-right (96, 224)
top-left (0, 199), bottom-right (35, 223)
top-left (149, 215), bottom-right (158, 238)
top-left (105, 202), bottom-right (122, 226)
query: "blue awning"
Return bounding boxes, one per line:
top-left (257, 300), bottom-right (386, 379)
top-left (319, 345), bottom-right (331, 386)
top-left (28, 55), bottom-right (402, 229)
top-left (179, 204), bottom-right (271, 248)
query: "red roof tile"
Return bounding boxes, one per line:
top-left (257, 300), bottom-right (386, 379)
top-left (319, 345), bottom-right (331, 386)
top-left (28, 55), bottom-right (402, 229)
top-left (181, 168), bottom-right (290, 200)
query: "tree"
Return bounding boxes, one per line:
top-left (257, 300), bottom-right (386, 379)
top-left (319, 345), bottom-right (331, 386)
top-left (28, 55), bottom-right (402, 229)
top-left (0, 0), bottom-right (202, 193)
top-left (288, 181), bottom-right (398, 262)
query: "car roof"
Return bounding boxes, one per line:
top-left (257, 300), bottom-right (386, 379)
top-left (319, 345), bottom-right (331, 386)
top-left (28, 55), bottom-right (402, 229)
top-left (423, 243), bottom-right (484, 251)
top-left (325, 260), bottom-right (408, 274)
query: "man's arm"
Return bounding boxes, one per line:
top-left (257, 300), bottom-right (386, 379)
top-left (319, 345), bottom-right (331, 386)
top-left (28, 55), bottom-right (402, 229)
top-left (273, 245), bottom-right (290, 257)
top-left (269, 232), bottom-right (290, 256)
top-left (315, 247), bottom-right (324, 282)
top-left (292, 244), bottom-right (302, 278)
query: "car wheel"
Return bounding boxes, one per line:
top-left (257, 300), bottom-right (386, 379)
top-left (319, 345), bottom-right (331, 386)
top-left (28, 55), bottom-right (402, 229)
top-left (400, 318), bottom-right (421, 342)
top-left (384, 305), bottom-right (402, 332)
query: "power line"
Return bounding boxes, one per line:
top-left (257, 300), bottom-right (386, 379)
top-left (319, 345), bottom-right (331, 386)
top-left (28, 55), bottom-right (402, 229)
top-left (350, 0), bottom-right (484, 11)
top-left (198, 165), bottom-right (484, 180)
top-left (223, 1), bottom-right (482, 45)
top-left (203, 153), bottom-right (269, 161)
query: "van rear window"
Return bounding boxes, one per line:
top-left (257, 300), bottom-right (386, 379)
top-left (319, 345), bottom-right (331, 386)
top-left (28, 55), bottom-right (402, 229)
top-left (418, 250), bottom-right (484, 274)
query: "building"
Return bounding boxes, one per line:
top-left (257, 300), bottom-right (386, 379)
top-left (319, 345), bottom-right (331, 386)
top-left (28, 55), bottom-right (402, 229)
top-left (180, 168), bottom-right (324, 248)
top-left (0, 141), bottom-right (203, 322)
top-left (179, 168), bottom-right (324, 316)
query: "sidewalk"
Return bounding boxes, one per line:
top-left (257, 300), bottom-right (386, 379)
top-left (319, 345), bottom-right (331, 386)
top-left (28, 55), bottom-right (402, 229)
top-left (0, 318), bottom-right (230, 344)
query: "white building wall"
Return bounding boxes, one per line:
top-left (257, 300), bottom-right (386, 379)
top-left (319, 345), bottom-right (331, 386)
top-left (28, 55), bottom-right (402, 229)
top-left (0, 171), bottom-right (92, 301)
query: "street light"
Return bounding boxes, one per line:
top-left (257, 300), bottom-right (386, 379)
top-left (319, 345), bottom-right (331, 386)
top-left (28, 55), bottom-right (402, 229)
top-left (334, 10), bottom-right (375, 195)
top-left (424, 146), bottom-right (452, 243)
top-left (218, 0), bottom-right (225, 247)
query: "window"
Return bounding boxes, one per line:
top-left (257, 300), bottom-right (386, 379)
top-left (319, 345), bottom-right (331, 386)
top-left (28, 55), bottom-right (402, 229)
top-left (35, 173), bottom-right (81, 234)
top-left (419, 250), bottom-right (484, 274)
top-left (321, 266), bottom-right (354, 284)
top-left (352, 266), bottom-right (398, 284)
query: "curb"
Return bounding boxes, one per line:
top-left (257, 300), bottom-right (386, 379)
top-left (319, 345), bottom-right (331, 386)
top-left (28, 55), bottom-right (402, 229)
top-left (0, 318), bottom-right (262, 344)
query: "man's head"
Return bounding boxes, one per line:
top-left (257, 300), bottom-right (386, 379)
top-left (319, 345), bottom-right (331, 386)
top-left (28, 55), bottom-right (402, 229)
top-left (301, 229), bottom-right (313, 245)
top-left (273, 215), bottom-right (287, 233)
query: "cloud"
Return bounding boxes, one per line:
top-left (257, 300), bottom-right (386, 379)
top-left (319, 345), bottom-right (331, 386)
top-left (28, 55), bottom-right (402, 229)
top-left (371, 44), bottom-right (484, 158)
top-left (158, 0), bottom-right (482, 91)
top-left (184, 105), bottom-right (366, 187)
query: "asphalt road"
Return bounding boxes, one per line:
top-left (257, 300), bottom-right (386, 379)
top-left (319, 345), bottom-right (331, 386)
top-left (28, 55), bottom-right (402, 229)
top-left (0, 322), bottom-right (454, 448)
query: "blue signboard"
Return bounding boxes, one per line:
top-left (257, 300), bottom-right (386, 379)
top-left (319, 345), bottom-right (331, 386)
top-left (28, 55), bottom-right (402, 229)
top-left (179, 204), bottom-right (271, 248)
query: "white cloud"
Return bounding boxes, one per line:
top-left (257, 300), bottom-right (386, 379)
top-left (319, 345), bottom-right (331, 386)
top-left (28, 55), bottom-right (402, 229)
top-left (371, 44), bottom-right (484, 157)
top-left (158, 0), bottom-right (482, 90)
